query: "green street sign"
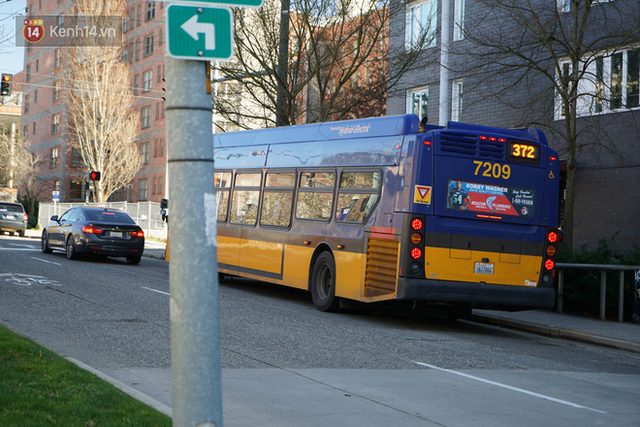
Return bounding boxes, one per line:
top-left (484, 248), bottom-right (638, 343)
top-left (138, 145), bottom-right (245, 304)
top-left (173, 0), bottom-right (262, 6)
top-left (166, 5), bottom-right (233, 61)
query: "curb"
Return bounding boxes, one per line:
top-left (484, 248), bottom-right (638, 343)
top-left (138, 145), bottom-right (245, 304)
top-left (469, 314), bottom-right (640, 354)
top-left (65, 357), bottom-right (173, 419)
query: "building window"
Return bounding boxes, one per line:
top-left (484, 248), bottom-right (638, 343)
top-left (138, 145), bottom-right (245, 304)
top-left (22, 125), bottom-right (28, 138)
top-left (405, 0), bottom-right (438, 50)
top-left (50, 147), bottom-right (58, 168)
top-left (138, 179), bottom-right (149, 201)
top-left (146, 1), bottom-right (156, 21)
top-left (32, 121), bottom-right (36, 136)
top-left (135, 39), bottom-right (141, 61)
top-left (23, 94), bottom-right (29, 113)
top-left (557, 0), bottom-right (571, 13)
top-left (407, 86), bottom-right (429, 120)
top-left (128, 42), bottom-right (134, 63)
top-left (453, 0), bottom-right (465, 41)
top-left (556, 47), bottom-right (640, 119)
top-left (69, 180), bottom-right (84, 201)
top-left (122, 45), bottom-right (128, 63)
top-left (26, 64), bottom-right (31, 82)
top-left (158, 176), bottom-right (163, 194)
top-left (140, 141), bottom-right (149, 164)
top-left (144, 34), bottom-right (154, 57)
top-left (451, 79), bottom-right (463, 122)
top-left (133, 74), bottom-right (139, 95)
top-left (51, 113), bottom-right (60, 135)
top-left (70, 148), bottom-right (84, 168)
top-left (141, 106), bottom-right (151, 128)
top-left (142, 69), bottom-right (153, 92)
top-left (53, 81), bottom-right (61, 101)
top-left (54, 48), bottom-right (61, 68)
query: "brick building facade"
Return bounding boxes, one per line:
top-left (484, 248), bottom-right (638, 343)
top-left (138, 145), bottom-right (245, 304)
top-left (21, 0), bottom-right (167, 205)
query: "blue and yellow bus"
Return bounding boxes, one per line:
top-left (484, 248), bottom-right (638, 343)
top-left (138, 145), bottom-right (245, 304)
top-left (213, 114), bottom-right (561, 312)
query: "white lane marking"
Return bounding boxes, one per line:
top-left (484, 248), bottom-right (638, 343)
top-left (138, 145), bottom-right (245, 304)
top-left (0, 247), bottom-right (40, 251)
top-left (143, 286), bottom-right (170, 296)
top-left (414, 361), bottom-right (606, 414)
top-left (31, 257), bottom-right (62, 266)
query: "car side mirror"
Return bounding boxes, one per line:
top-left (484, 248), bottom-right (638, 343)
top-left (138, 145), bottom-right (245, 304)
top-left (50, 215), bottom-right (59, 222)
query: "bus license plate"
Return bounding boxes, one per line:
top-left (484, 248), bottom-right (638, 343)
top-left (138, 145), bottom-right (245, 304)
top-left (474, 262), bottom-right (494, 275)
top-left (110, 231), bottom-right (123, 239)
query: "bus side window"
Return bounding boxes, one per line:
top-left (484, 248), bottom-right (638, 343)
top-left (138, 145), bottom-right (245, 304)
top-left (296, 171), bottom-right (335, 221)
top-left (214, 171), bottom-right (232, 222)
top-left (230, 172), bottom-right (261, 226)
top-left (335, 171), bottom-right (381, 224)
top-left (261, 171), bottom-right (296, 227)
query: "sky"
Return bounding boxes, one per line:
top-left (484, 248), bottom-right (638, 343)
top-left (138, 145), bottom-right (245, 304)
top-left (0, 0), bottom-right (27, 74)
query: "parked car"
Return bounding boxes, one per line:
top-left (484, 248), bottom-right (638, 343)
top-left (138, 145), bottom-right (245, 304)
top-left (41, 206), bottom-right (145, 264)
top-left (0, 202), bottom-right (28, 237)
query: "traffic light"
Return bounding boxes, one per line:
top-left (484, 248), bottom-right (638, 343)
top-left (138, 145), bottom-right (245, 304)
top-left (88, 171), bottom-right (101, 181)
top-left (0, 74), bottom-right (12, 96)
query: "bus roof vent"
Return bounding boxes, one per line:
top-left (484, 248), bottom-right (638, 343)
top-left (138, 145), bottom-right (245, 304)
top-left (439, 132), bottom-right (477, 155)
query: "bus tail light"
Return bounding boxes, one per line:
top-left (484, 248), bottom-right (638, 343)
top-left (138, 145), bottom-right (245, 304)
top-left (540, 228), bottom-right (561, 287)
top-left (404, 216), bottom-right (426, 277)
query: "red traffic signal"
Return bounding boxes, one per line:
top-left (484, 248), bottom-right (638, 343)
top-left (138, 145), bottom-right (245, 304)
top-left (0, 73), bottom-right (12, 96)
top-left (88, 171), bottom-right (101, 181)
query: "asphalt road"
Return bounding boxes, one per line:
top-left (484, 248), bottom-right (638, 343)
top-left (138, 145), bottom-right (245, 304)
top-left (1, 234), bottom-right (639, 426)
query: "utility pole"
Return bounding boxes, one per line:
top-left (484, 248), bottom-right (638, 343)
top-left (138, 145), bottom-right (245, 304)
top-left (439, 0), bottom-right (451, 126)
top-left (275, 0), bottom-right (290, 127)
top-left (165, 56), bottom-right (223, 427)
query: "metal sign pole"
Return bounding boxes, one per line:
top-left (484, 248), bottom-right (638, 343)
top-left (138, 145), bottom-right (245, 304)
top-left (166, 56), bottom-right (222, 427)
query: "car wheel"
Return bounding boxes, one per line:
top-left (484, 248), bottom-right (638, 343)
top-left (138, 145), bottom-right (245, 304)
top-left (126, 255), bottom-right (141, 265)
top-left (41, 231), bottom-right (53, 254)
top-left (66, 236), bottom-right (80, 260)
top-left (9, 231), bottom-right (15, 236)
top-left (310, 252), bottom-right (340, 312)
top-left (18, 229), bottom-right (25, 237)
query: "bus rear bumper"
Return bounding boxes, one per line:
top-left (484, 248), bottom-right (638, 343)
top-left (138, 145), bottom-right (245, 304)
top-left (396, 278), bottom-right (555, 310)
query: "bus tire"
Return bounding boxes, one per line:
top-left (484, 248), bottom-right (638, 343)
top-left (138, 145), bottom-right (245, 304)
top-left (311, 252), bottom-right (340, 312)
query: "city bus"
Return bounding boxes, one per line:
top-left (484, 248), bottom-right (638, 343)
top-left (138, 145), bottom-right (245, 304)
top-left (212, 114), bottom-right (561, 313)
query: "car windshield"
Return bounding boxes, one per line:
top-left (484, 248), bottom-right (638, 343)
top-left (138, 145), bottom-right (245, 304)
top-left (85, 210), bottom-right (136, 224)
top-left (0, 203), bottom-right (23, 213)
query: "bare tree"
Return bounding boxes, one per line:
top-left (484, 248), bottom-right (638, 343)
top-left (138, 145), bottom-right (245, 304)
top-left (0, 133), bottom-right (45, 216)
top-left (64, 0), bottom-right (140, 203)
top-left (458, 0), bottom-right (640, 248)
top-left (213, 0), bottom-right (434, 130)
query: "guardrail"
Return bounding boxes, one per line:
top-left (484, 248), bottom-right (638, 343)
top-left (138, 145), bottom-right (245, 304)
top-left (556, 263), bottom-right (640, 322)
top-left (38, 202), bottom-right (168, 240)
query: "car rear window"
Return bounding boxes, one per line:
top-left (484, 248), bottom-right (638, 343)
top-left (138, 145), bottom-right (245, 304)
top-left (0, 203), bottom-right (24, 213)
top-left (85, 210), bottom-right (136, 224)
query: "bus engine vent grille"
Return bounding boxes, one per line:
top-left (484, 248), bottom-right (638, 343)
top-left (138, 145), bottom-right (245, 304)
top-left (440, 133), bottom-right (477, 155)
top-left (440, 133), bottom-right (506, 159)
top-left (364, 238), bottom-right (399, 298)
top-left (479, 139), bottom-right (506, 159)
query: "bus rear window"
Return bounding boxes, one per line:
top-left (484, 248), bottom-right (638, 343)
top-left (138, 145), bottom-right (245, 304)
top-left (446, 180), bottom-right (536, 218)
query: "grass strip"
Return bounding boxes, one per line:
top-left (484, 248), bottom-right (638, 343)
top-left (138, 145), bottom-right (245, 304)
top-left (0, 324), bottom-right (171, 426)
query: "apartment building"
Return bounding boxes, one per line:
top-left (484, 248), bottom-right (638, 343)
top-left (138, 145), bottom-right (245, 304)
top-left (388, 0), bottom-right (640, 250)
top-left (21, 0), bottom-right (167, 204)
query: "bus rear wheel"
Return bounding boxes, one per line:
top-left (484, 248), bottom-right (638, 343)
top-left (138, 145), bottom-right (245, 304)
top-left (311, 252), bottom-right (340, 312)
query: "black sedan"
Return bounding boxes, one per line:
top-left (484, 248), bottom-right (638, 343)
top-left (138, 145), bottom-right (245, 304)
top-left (41, 206), bottom-right (145, 264)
